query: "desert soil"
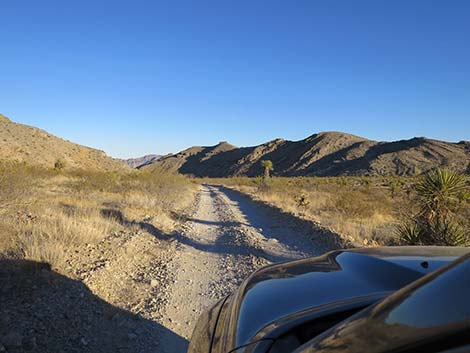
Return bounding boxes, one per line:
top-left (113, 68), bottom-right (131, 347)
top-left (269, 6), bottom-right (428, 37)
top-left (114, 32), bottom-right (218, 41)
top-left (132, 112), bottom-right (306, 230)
top-left (0, 185), bottom-right (339, 353)
top-left (157, 185), bottom-right (336, 352)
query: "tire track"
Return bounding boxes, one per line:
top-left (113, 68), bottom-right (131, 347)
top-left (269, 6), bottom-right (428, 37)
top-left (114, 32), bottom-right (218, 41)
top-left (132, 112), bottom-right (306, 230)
top-left (158, 185), bottom-right (333, 352)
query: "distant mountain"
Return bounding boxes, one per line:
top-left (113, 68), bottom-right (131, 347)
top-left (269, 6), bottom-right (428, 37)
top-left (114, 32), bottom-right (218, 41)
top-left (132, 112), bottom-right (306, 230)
top-left (141, 132), bottom-right (470, 177)
top-left (0, 114), bottom-right (129, 171)
top-left (122, 154), bottom-right (162, 168)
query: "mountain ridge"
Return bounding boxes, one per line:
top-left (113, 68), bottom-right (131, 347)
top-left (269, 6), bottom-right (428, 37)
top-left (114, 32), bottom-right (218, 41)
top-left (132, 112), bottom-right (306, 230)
top-left (141, 132), bottom-right (470, 177)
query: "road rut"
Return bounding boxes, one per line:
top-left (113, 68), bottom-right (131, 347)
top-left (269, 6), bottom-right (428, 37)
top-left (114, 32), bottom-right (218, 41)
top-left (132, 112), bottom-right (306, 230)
top-left (158, 185), bottom-right (334, 352)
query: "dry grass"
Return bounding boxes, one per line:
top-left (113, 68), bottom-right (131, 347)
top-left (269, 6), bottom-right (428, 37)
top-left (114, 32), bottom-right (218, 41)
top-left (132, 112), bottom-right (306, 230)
top-left (206, 176), bottom-right (470, 247)
top-left (14, 207), bottom-right (117, 268)
top-left (0, 162), bottom-right (198, 271)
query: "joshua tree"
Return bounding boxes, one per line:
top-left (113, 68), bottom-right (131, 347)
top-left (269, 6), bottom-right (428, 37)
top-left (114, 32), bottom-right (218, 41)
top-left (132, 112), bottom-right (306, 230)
top-left (261, 160), bottom-right (273, 179)
top-left (396, 168), bottom-right (468, 246)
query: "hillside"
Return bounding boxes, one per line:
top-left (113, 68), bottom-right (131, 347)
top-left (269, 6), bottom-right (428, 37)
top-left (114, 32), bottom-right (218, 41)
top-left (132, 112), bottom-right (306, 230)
top-left (142, 132), bottom-right (470, 177)
top-left (123, 154), bottom-right (162, 168)
top-left (0, 114), bottom-right (129, 171)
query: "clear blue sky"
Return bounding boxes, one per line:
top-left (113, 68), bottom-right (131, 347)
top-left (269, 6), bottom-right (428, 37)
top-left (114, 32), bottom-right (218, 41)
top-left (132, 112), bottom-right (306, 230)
top-left (1, 1), bottom-right (469, 158)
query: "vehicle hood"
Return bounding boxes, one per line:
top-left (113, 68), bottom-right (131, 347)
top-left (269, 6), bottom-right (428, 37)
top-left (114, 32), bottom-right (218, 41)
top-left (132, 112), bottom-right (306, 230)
top-left (217, 246), bottom-right (469, 352)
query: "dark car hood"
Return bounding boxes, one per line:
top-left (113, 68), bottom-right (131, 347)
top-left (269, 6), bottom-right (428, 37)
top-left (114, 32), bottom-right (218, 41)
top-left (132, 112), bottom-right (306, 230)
top-left (215, 246), bottom-right (469, 352)
top-left (295, 252), bottom-right (470, 353)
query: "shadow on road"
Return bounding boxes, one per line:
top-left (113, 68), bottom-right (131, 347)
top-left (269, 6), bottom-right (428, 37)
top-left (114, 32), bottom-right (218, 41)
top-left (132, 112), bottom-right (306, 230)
top-left (101, 184), bottom-right (346, 264)
top-left (101, 204), bottom-right (285, 263)
top-left (216, 185), bottom-right (348, 249)
top-left (0, 258), bottom-right (187, 353)
top-left (185, 218), bottom-right (245, 228)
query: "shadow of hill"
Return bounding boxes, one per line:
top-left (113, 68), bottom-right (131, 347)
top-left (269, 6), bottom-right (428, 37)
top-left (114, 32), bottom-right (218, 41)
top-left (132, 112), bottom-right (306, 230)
top-left (179, 145), bottom-right (254, 178)
top-left (302, 137), bottom-right (429, 176)
top-left (158, 134), bottom-right (467, 177)
top-left (0, 258), bottom-right (187, 353)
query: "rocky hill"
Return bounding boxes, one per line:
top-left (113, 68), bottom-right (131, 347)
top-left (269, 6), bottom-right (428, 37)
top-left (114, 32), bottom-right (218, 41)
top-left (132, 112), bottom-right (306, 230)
top-left (123, 154), bottom-right (162, 168)
top-left (141, 132), bottom-right (470, 177)
top-left (0, 114), bottom-right (129, 171)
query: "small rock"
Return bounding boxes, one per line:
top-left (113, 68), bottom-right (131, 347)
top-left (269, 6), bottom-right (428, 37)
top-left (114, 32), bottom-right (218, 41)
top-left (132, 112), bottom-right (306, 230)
top-left (150, 279), bottom-right (159, 287)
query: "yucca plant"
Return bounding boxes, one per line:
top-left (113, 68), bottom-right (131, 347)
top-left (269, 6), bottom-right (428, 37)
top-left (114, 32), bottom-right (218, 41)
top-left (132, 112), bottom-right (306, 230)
top-left (395, 220), bottom-right (426, 245)
top-left (415, 168), bottom-right (465, 221)
top-left (428, 218), bottom-right (468, 246)
top-left (396, 168), bottom-right (469, 246)
top-left (261, 160), bottom-right (273, 179)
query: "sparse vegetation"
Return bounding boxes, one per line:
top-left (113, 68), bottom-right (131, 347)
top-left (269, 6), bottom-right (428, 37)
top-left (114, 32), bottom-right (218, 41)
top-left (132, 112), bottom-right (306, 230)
top-left (0, 161), bottom-right (197, 271)
top-left (5, 157), bottom-right (467, 268)
top-left (206, 173), bottom-right (470, 247)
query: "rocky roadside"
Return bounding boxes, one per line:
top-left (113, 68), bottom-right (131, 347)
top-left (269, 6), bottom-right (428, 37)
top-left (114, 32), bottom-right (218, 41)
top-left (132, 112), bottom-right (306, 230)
top-left (1, 183), bottom-right (340, 353)
top-left (0, 225), bottom-right (182, 353)
top-left (156, 186), bottom-right (271, 353)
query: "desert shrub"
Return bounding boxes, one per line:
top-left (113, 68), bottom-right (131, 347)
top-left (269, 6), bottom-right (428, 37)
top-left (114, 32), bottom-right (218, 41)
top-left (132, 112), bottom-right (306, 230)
top-left (388, 178), bottom-right (405, 198)
top-left (294, 193), bottom-right (310, 209)
top-left (54, 158), bottom-right (66, 171)
top-left (0, 161), bottom-right (53, 210)
top-left (331, 191), bottom-right (376, 218)
top-left (256, 178), bottom-right (273, 193)
top-left (66, 169), bottom-right (124, 192)
top-left (396, 169), bottom-right (469, 246)
top-left (14, 206), bottom-right (117, 269)
top-left (360, 177), bottom-right (371, 191)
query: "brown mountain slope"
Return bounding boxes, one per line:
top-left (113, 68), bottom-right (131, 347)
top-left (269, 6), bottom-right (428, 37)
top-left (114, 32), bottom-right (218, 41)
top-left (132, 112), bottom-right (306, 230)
top-left (142, 132), bottom-right (470, 177)
top-left (0, 114), bottom-right (129, 171)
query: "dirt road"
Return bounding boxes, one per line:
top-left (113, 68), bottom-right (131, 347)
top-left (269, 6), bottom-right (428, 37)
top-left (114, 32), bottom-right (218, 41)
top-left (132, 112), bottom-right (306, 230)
top-left (2, 185), bottom-right (338, 353)
top-left (158, 185), bottom-right (336, 352)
